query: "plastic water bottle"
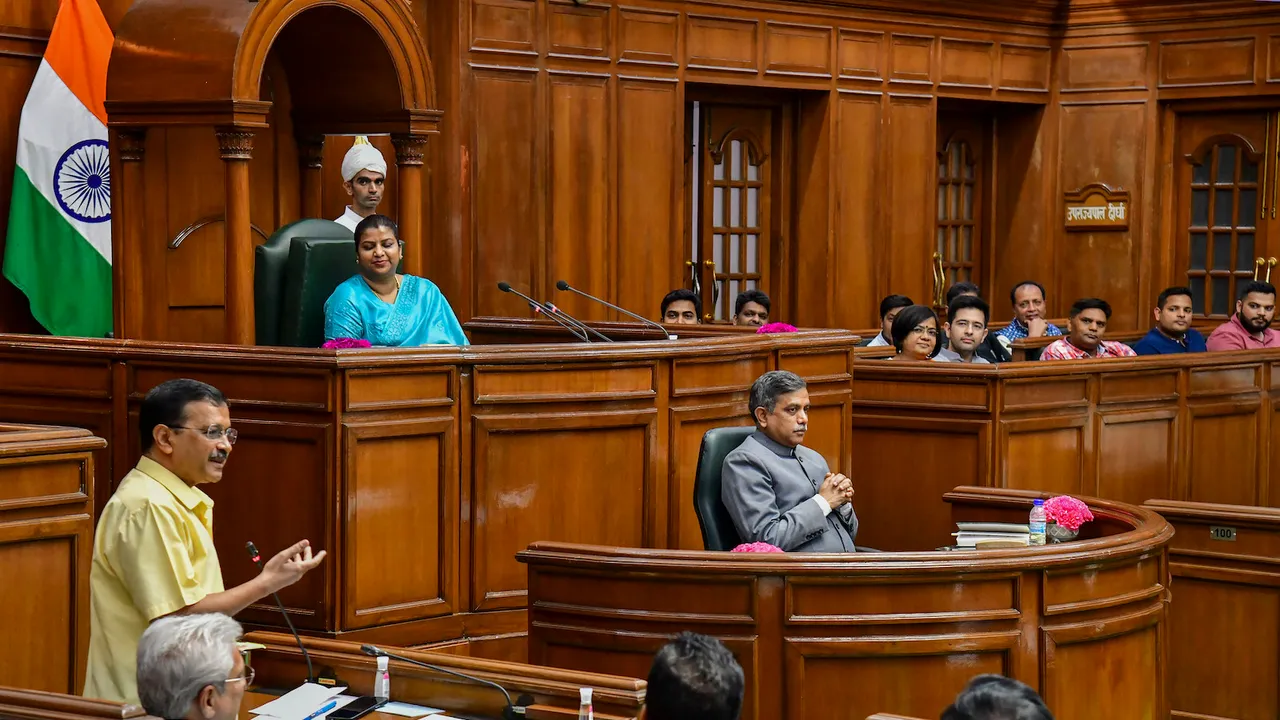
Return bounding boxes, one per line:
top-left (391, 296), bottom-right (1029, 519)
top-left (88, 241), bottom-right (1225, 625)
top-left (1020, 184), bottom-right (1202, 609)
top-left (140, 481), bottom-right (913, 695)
top-left (374, 655), bottom-right (390, 701)
top-left (1029, 499), bottom-right (1047, 546)
top-left (578, 688), bottom-right (593, 720)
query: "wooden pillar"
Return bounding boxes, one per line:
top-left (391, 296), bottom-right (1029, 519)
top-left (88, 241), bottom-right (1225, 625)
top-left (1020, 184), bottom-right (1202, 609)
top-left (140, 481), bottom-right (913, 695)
top-left (217, 128), bottom-right (255, 345)
top-left (392, 135), bottom-right (427, 277)
top-left (116, 129), bottom-right (146, 339)
top-left (299, 135), bottom-right (325, 219)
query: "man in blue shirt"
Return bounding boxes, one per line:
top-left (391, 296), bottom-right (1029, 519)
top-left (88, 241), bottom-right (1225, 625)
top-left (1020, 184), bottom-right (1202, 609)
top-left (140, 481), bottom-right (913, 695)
top-left (1134, 285), bottom-right (1207, 355)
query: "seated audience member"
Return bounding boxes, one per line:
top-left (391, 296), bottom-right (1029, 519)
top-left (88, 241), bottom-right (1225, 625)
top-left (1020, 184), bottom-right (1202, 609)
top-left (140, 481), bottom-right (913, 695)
top-left (945, 283), bottom-right (1004, 362)
top-left (661, 289), bottom-right (702, 325)
top-left (946, 281), bottom-right (981, 307)
top-left (935, 295), bottom-right (990, 364)
top-left (643, 632), bottom-right (744, 720)
top-left (136, 614), bottom-right (249, 720)
top-left (995, 281), bottom-right (1063, 349)
top-left (1040, 298), bottom-right (1137, 360)
top-left (888, 304), bottom-right (942, 362)
top-left (732, 289), bottom-right (771, 327)
top-left (1206, 281), bottom-right (1279, 350)
top-left (941, 674), bottom-right (1053, 720)
top-left (323, 215), bottom-right (467, 346)
top-left (867, 294), bottom-right (913, 346)
top-left (722, 371), bottom-right (858, 552)
top-left (1134, 286), bottom-right (1207, 355)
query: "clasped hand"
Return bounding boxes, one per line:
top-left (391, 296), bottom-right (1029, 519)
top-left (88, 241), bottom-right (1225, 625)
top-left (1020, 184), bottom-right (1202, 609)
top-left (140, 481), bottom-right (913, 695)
top-left (819, 472), bottom-right (854, 510)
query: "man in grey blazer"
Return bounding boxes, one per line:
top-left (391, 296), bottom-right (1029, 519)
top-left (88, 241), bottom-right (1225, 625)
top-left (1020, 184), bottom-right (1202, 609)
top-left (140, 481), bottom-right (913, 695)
top-left (721, 370), bottom-right (858, 552)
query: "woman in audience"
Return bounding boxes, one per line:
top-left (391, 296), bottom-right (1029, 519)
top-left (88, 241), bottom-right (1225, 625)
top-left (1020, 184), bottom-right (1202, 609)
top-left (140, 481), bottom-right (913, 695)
top-left (323, 215), bottom-right (468, 346)
top-left (887, 304), bottom-right (941, 362)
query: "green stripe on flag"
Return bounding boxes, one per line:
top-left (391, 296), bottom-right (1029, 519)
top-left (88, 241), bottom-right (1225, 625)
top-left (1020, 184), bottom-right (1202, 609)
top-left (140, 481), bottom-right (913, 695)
top-left (3, 166), bottom-right (112, 337)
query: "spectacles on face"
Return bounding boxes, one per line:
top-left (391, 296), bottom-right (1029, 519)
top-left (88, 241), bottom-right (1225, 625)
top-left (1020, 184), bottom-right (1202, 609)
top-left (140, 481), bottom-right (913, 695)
top-left (910, 325), bottom-right (939, 337)
top-left (224, 665), bottom-right (255, 687)
top-left (171, 425), bottom-right (238, 445)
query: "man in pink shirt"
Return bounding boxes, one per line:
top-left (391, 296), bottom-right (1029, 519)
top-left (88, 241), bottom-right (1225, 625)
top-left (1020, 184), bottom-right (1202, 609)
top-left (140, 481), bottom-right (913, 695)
top-left (1206, 281), bottom-right (1279, 351)
top-left (1040, 298), bottom-right (1138, 361)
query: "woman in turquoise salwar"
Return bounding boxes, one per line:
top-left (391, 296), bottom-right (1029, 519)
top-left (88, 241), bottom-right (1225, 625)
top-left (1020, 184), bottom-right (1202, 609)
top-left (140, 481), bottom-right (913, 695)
top-left (323, 214), bottom-right (468, 346)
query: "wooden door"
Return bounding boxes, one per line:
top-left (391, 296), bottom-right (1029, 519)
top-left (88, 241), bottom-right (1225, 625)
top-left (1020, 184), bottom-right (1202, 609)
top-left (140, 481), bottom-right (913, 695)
top-left (1175, 110), bottom-right (1278, 318)
top-left (694, 105), bottom-right (774, 322)
top-left (933, 112), bottom-right (990, 312)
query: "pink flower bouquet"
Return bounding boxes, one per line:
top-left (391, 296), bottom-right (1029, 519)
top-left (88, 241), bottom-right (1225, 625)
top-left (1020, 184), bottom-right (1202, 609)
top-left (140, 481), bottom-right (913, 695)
top-left (1044, 495), bottom-right (1094, 531)
top-left (322, 338), bottom-right (372, 349)
top-left (732, 541), bottom-right (784, 553)
top-left (756, 323), bottom-right (798, 334)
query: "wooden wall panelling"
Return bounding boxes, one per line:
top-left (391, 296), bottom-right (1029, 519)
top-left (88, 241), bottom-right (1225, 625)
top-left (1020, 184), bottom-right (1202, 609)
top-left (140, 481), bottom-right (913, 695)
top-left (887, 95), bottom-right (935, 305)
top-left (833, 91), bottom-right (882, 329)
top-left (889, 34), bottom-right (933, 86)
top-left (990, 103), bottom-right (1051, 324)
top-left (1159, 37), bottom-right (1256, 89)
top-left (618, 7), bottom-right (679, 67)
top-left (1092, 369), bottom-right (1181, 504)
top-left (686, 15), bottom-right (759, 74)
top-left (547, 1), bottom-right (610, 60)
top-left (997, 44), bottom-right (1051, 94)
top-left (791, 91), bottom-right (832, 326)
top-left (938, 38), bottom-right (995, 91)
top-left (1184, 363), bottom-right (1266, 506)
top-left (764, 22), bottom-right (832, 79)
top-left (1060, 44), bottom-right (1150, 94)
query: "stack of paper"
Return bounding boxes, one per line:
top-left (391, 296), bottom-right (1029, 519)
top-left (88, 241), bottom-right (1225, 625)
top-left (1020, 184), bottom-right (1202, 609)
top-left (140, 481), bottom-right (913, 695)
top-left (251, 684), bottom-right (353, 720)
top-left (953, 521), bottom-right (1031, 548)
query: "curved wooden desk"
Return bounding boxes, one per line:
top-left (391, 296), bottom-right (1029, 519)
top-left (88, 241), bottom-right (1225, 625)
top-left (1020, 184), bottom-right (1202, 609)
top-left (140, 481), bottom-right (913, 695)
top-left (518, 488), bottom-right (1172, 720)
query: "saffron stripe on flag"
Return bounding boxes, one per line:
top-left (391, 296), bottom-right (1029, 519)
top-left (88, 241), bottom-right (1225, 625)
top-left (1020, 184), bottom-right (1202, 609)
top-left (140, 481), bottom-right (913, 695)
top-left (42, 0), bottom-right (113, 125)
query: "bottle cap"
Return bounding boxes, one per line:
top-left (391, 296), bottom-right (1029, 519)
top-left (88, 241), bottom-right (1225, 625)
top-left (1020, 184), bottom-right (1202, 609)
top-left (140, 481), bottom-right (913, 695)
top-left (1033, 499), bottom-right (1044, 506)
top-left (580, 687), bottom-right (592, 703)
top-left (377, 656), bottom-right (388, 670)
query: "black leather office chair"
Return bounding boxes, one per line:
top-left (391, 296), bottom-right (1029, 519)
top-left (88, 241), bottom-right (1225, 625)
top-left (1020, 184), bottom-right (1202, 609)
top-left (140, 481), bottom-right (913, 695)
top-left (693, 426), bottom-right (754, 551)
top-left (254, 218), bottom-right (353, 346)
top-left (693, 425), bottom-right (880, 552)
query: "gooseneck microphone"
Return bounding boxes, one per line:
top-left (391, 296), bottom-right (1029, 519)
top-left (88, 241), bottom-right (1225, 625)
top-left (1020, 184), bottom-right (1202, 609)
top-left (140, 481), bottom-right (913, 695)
top-left (246, 541), bottom-right (314, 683)
top-left (542, 302), bottom-right (613, 342)
top-left (555, 280), bottom-right (674, 339)
top-left (359, 644), bottom-right (529, 720)
top-left (496, 282), bottom-right (589, 341)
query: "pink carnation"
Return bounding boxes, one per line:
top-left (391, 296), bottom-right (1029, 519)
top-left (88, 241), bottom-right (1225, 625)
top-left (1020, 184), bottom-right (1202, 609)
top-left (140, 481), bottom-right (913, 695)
top-left (732, 542), bottom-right (784, 553)
top-left (757, 323), bottom-right (798, 334)
top-left (322, 338), bottom-right (372, 349)
top-left (1045, 495), bottom-right (1094, 531)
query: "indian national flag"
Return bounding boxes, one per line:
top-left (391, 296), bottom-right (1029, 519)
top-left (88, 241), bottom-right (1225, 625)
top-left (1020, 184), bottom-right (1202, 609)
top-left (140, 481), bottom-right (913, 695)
top-left (3, 0), bottom-right (113, 337)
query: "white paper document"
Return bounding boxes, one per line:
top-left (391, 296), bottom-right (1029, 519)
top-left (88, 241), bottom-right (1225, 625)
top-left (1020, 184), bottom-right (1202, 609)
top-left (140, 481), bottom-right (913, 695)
top-left (378, 702), bottom-right (445, 718)
top-left (250, 683), bottom-right (348, 720)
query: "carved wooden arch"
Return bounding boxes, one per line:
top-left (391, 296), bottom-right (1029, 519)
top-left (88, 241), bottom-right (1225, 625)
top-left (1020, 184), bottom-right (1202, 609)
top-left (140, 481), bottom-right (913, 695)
top-left (709, 128), bottom-right (770, 166)
top-left (1185, 133), bottom-right (1264, 166)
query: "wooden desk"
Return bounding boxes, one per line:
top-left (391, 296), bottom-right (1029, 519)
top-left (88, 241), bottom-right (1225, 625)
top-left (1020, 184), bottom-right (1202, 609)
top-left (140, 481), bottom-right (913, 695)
top-left (851, 348), bottom-right (1280, 550)
top-left (1143, 500), bottom-right (1280, 720)
top-left (0, 331), bottom-right (855, 653)
top-left (519, 487), bottom-right (1172, 720)
top-left (0, 423), bottom-right (105, 695)
top-left (0, 687), bottom-right (149, 720)
top-left (242, 631), bottom-right (644, 720)
top-left (1007, 328), bottom-right (1148, 362)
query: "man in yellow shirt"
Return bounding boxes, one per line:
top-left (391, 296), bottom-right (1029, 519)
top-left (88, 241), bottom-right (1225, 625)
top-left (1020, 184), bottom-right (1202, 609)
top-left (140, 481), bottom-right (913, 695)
top-left (84, 379), bottom-right (326, 703)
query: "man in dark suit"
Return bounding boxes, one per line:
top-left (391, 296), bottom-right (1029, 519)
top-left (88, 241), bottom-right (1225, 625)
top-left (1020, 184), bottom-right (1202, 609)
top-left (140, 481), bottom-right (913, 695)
top-left (721, 370), bottom-right (858, 552)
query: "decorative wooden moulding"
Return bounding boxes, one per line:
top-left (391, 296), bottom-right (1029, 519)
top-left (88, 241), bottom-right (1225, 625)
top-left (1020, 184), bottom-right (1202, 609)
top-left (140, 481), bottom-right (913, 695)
top-left (1063, 183), bottom-right (1130, 232)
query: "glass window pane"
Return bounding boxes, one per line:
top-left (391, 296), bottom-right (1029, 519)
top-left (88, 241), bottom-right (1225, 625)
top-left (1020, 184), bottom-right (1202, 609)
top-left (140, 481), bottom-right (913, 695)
top-left (948, 184), bottom-right (958, 220)
top-left (1190, 276), bottom-right (1206, 314)
top-left (937, 227), bottom-right (946, 255)
top-left (713, 233), bottom-right (723, 269)
top-left (713, 187), bottom-right (724, 227)
top-left (730, 234), bottom-right (740, 273)
top-left (962, 226), bottom-right (972, 261)
top-left (727, 280), bottom-right (738, 314)
top-left (1213, 277), bottom-right (1230, 316)
top-left (963, 161), bottom-right (974, 181)
top-left (1216, 145), bottom-right (1237, 184)
top-left (1192, 160), bottom-right (1210, 185)
top-left (713, 156), bottom-right (725, 181)
top-left (730, 140), bottom-right (741, 181)
top-left (949, 227), bottom-right (958, 262)
top-left (747, 160), bottom-right (758, 181)
top-left (747, 234), bottom-right (757, 273)
top-left (747, 188), bottom-right (758, 228)
top-left (962, 185), bottom-right (974, 220)
top-left (938, 157), bottom-right (947, 179)
top-left (1240, 188), bottom-right (1257, 223)
top-left (937, 184), bottom-right (946, 220)
top-left (730, 188), bottom-right (740, 228)
top-left (1242, 157), bottom-right (1259, 184)
top-left (1191, 189), bottom-right (1209, 227)
top-left (1190, 232), bottom-right (1207, 269)
top-left (951, 143), bottom-right (963, 168)
top-left (1212, 233), bottom-right (1231, 270)
top-left (1214, 188), bottom-right (1234, 227)
top-left (1238, 233), bottom-right (1255, 271)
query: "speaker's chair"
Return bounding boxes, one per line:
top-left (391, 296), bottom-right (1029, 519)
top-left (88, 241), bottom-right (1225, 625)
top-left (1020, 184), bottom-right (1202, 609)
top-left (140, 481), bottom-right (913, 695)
top-left (692, 426), bottom-right (754, 551)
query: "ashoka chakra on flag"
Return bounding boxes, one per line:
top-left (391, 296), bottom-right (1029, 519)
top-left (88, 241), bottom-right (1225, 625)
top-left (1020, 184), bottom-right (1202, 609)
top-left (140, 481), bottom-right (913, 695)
top-left (54, 138), bottom-right (110, 223)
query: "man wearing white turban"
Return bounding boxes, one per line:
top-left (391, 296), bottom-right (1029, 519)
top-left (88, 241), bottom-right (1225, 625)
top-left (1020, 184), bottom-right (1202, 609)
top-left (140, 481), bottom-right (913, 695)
top-left (335, 137), bottom-right (387, 232)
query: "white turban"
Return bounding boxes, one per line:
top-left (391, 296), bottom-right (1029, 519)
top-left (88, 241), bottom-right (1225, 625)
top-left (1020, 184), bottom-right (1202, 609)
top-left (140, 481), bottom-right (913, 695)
top-left (341, 137), bottom-right (387, 182)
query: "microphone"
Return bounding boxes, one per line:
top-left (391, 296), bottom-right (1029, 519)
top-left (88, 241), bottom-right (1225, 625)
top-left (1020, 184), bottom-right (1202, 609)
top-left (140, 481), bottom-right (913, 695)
top-left (542, 302), bottom-right (613, 342)
top-left (359, 644), bottom-right (531, 720)
top-left (246, 541), bottom-right (315, 684)
top-left (555, 280), bottom-right (673, 339)
top-left (497, 282), bottom-right (588, 341)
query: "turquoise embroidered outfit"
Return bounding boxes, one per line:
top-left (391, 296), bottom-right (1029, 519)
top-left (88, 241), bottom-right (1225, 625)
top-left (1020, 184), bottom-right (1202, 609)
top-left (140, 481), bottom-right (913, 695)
top-left (323, 274), bottom-right (467, 347)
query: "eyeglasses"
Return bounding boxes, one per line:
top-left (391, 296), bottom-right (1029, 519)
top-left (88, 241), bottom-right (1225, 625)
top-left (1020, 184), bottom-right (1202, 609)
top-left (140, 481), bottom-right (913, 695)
top-left (171, 425), bottom-right (238, 445)
top-left (224, 666), bottom-right (255, 687)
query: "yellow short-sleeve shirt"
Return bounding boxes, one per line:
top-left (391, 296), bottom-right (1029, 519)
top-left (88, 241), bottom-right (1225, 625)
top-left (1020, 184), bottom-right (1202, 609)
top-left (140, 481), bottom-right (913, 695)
top-left (83, 456), bottom-right (224, 703)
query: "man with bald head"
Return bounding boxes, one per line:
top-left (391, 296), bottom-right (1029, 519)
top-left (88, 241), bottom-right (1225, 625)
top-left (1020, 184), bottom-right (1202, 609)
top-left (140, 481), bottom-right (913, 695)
top-left (335, 136), bottom-right (387, 232)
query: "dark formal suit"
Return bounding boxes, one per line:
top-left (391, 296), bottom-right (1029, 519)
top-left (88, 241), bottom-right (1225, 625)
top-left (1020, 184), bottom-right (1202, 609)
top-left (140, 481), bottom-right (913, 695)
top-left (721, 431), bottom-right (858, 552)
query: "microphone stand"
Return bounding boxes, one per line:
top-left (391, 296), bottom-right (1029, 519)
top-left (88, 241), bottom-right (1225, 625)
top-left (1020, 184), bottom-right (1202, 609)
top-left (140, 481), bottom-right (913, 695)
top-left (497, 282), bottom-right (588, 341)
top-left (555, 280), bottom-right (674, 340)
top-left (245, 542), bottom-right (314, 684)
top-left (542, 302), bottom-right (613, 342)
top-left (359, 645), bottom-right (529, 720)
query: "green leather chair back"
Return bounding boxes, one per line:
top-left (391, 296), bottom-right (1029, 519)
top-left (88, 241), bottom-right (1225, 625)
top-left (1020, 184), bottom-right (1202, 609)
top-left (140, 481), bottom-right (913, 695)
top-left (255, 219), bottom-right (353, 346)
top-left (279, 238), bottom-right (365, 348)
top-left (693, 426), bottom-right (754, 551)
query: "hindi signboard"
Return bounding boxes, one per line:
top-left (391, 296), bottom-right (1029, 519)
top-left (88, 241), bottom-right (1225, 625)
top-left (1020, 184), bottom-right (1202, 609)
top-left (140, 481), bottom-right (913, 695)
top-left (1064, 183), bottom-right (1130, 232)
